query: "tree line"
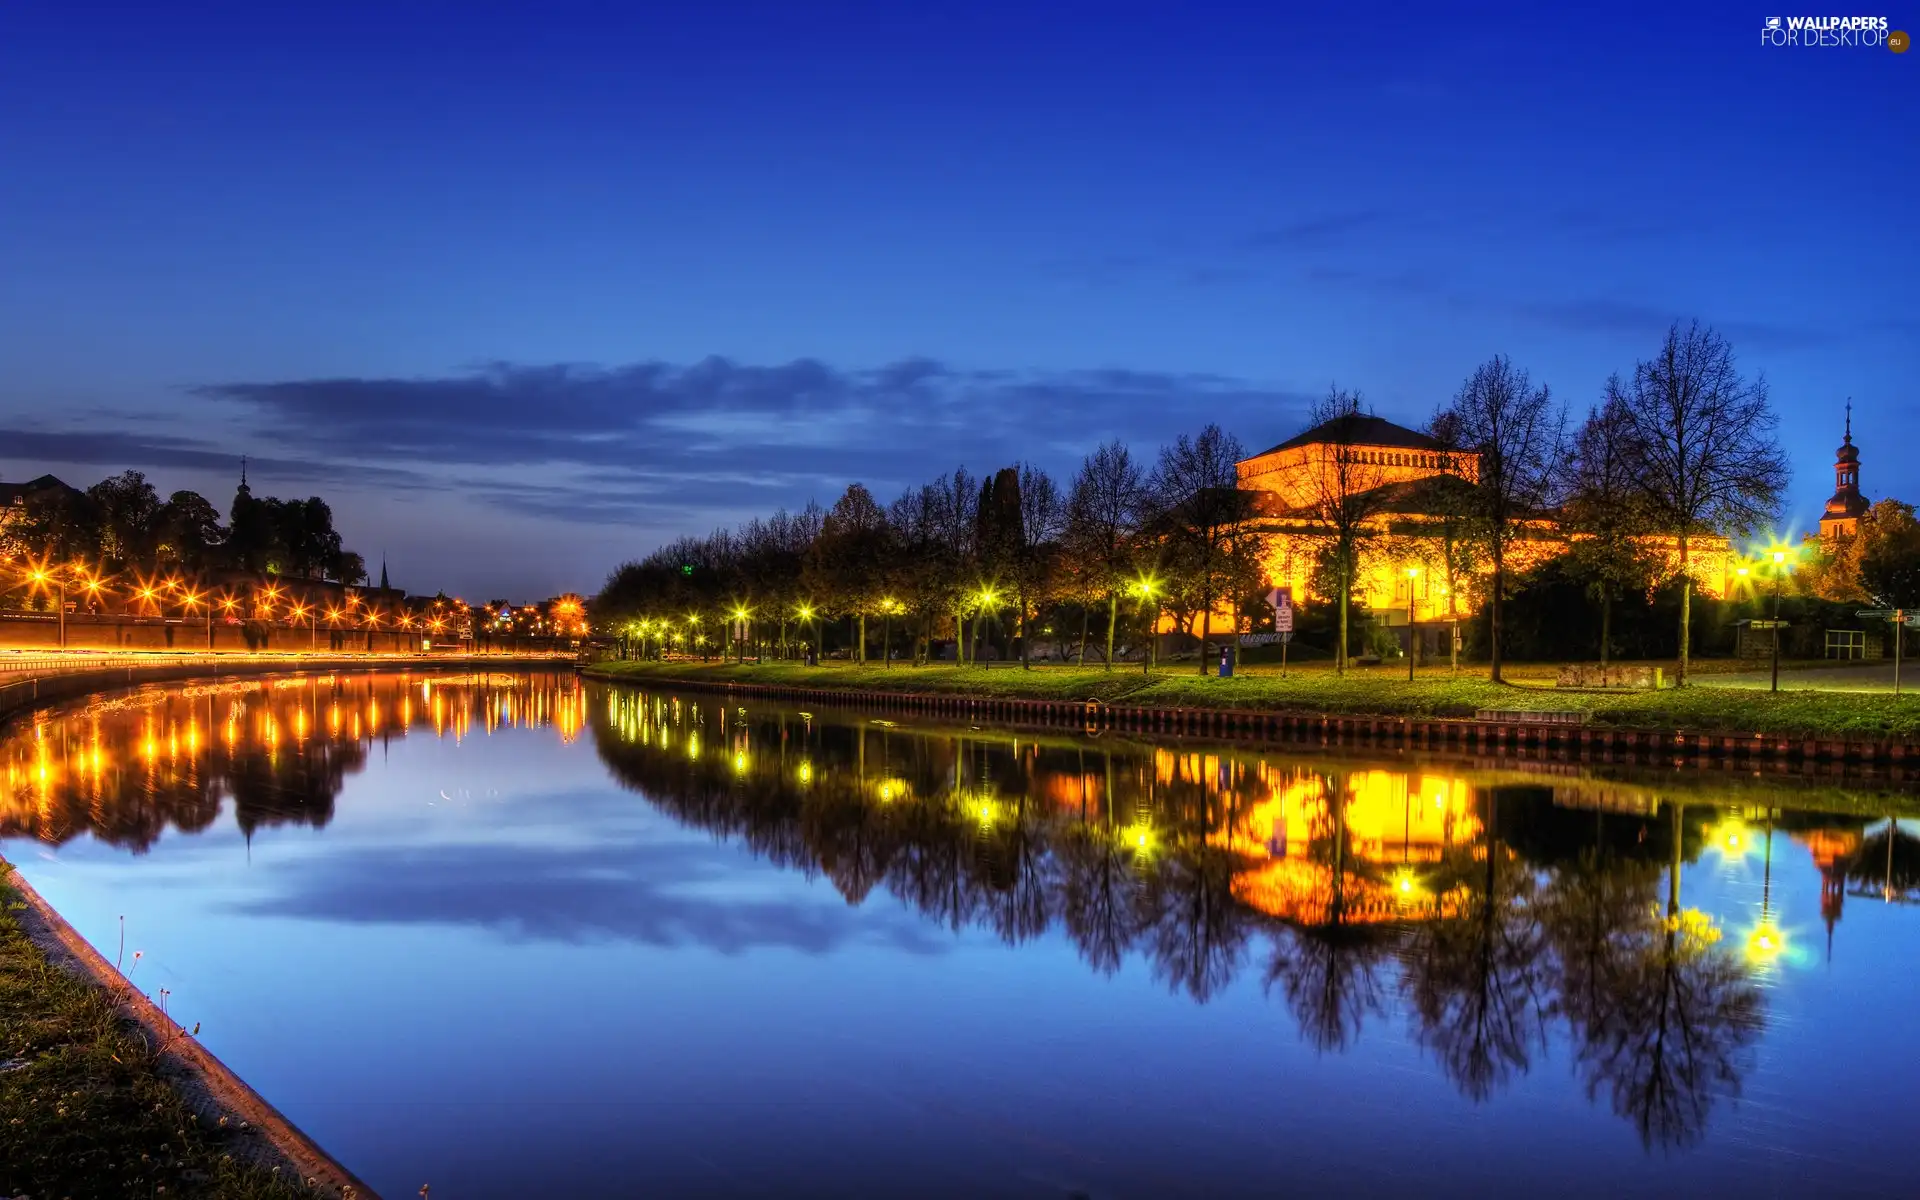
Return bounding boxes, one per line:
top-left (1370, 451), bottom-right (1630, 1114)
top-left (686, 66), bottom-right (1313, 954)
top-left (597, 427), bottom-right (1267, 671)
top-left (598, 321), bottom-right (1804, 681)
top-left (1, 468), bottom-right (370, 606)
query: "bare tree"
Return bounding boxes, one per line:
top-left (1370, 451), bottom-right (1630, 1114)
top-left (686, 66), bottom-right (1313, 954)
top-left (1298, 387), bottom-right (1389, 674)
top-left (1064, 441), bottom-right (1145, 670)
top-left (1149, 424), bottom-right (1251, 675)
top-left (1432, 356), bottom-right (1562, 683)
top-left (1014, 462), bottom-right (1064, 668)
top-left (933, 467), bottom-right (980, 664)
top-left (1609, 322), bottom-right (1788, 685)
top-left (1563, 398), bottom-right (1658, 668)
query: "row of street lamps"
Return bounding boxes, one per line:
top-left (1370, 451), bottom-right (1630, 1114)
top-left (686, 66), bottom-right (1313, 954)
top-left (624, 579), bottom-right (1171, 670)
top-left (7, 559), bottom-right (457, 649)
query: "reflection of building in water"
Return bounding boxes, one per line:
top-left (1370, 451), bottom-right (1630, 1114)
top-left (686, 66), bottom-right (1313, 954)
top-left (1796, 827), bottom-right (1862, 959)
top-left (0, 671), bottom-right (582, 851)
top-left (1212, 766), bottom-right (1480, 926)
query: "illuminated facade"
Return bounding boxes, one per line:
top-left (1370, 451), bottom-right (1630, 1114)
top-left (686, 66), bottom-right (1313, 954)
top-left (1230, 415), bottom-right (1732, 638)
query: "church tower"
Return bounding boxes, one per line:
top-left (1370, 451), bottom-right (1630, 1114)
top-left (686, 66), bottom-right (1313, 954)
top-left (1819, 404), bottom-right (1868, 540)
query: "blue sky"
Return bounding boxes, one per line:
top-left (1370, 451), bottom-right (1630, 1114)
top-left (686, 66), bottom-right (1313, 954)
top-left (0, 3), bottom-right (1912, 599)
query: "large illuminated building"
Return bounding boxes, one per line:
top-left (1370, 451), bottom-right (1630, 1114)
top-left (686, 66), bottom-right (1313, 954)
top-left (1225, 413), bottom-right (1733, 651)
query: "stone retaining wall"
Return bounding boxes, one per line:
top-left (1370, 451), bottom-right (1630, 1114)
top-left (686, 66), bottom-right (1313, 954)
top-left (585, 669), bottom-right (1920, 780)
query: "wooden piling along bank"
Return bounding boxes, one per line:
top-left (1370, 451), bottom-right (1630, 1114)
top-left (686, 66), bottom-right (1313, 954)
top-left (590, 672), bottom-right (1920, 780)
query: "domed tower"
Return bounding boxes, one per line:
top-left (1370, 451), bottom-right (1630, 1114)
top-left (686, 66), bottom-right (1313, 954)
top-left (1818, 404), bottom-right (1868, 540)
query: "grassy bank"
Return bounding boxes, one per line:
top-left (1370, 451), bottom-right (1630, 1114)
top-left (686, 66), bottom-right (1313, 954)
top-left (1, 863), bottom-right (318, 1199)
top-left (585, 660), bottom-right (1920, 741)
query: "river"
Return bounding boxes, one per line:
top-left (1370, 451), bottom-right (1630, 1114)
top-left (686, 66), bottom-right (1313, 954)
top-left (2, 669), bottom-right (1916, 1198)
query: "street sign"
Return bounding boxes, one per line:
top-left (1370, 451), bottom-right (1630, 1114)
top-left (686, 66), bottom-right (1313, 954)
top-left (1267, 586), bottom-right (1294, 633)
top-left (1857, 609), bottom-right (1895, 619)
top-left (1747, 619), bottom-right (1787, 630)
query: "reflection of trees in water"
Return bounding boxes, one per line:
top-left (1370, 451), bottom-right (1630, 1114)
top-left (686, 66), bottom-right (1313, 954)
top-left (1267, 923), bottom-right (1398, 1055)
top-left (1401, 794), bottom-right (1549, 1103)
top-left (1847, 820), bottom-right (1920, 899)
top-left (0, 673), bottom-right (576, 851)
top-left (590, 693), bottom-right (1800, 1151)
top-left (1263, 773), bottom-right (1400, 1053)
top-left (1548, 803), bottom-right (1764, 1150)
top-left (1138, 842), bottom-right (1251, 1004)
top-left (1057, 820), bottom-right (1142, 976)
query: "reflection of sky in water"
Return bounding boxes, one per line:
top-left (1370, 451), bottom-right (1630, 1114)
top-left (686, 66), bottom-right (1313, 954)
top-left (2, 673), bottom-right (1917, 1199)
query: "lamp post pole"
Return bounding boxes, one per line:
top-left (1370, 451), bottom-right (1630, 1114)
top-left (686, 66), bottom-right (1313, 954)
top-left (56, 580), bottom-right (66, 649)
top-left (1406, 568), bottom-right (1419, 682)
top-left (1770, 550), bottom-right (1786, 694)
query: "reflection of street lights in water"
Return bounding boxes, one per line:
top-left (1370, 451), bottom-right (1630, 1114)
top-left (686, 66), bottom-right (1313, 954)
top-left (1746, 818), bottom-right (1786, 967)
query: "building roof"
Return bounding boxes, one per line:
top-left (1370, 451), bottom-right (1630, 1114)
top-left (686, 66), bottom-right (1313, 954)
top-left (1250, 414), bottom-right (1446, 459)
top-left (0, 474), bottom-right (81, 507)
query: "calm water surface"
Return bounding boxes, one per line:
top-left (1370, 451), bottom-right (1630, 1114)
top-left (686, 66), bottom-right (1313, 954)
top-left (3, 671), bottom-right (1917, 1199)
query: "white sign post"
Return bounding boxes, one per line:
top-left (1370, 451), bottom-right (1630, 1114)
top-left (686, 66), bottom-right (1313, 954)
top-left (1266, 587), bottom-right (1294, 676)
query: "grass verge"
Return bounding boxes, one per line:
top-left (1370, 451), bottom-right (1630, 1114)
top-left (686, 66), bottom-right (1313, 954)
top-left (1, 861), bottom-right (321, 1200)
top-left (584, 659), bottom-right (1920, 742)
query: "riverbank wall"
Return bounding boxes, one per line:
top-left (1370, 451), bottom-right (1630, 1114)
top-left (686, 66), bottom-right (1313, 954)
top-left (0, 610), bottom-right (578, 655)
top-left (583, 666), bottom-right (1920, 781)
top-left (1, 653), bottom-right (574, 733)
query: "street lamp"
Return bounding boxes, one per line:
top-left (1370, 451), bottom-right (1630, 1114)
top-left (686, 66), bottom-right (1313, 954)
top-left (1766, 544), bottom-right (1796, 693)
top-left (1405, 566), bottom-right (1420, 682)
top-left (27, 564), bottom-right (68, 648)
top-left (729, 606), bottom-right (751, 663)
top-left (289, 602), bottom-right (315, 650)
top-left (180, 589), bottom-right (209, 649)
top-left (1132, 576), bottom-right (1160, 675)
top-left (974, 586), bottom-right (998, 669)
top-left (878, 598), bottom-right (901, 669)
top-left (797, 605), bottom-right (818, 664)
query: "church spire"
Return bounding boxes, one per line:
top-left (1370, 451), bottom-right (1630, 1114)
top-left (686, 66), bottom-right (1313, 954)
top-left (380, 555), bottom-right (389, 591)
top-left (1820, 402), bottom-right (1867, 539)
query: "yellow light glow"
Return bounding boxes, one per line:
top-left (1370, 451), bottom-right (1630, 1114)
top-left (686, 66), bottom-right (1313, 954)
top-left (1705, 816), bottom-right (1755, 863)
top-left (1746, 921), bottom-right (1788, 965)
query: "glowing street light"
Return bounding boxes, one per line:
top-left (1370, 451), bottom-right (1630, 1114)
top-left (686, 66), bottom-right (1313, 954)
top-left (289, 601), bottom-right (316, 650)
top-left (729, 605), bottom-right (751, 664)
top-left (25, 561), bottom-right (72, 648)
top-left (1131, 575), bottom-right (1160, 674)
top-left (878, 597), bottom-right (902, 670)
top-left (1761, 541), bottom-right (1797, 693)
top-left (796, 604), bottom-right (819, 664)
top-left (973, 586), bottom-right (998, 670)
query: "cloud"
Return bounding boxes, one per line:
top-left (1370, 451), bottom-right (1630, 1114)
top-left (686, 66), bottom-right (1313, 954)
top-left (232, 836), bottom-right (953, 955)
top-left (1240, 210), bottom-right (1388, 252)
top-left (0, 428), bottom-right (432, 489)
top-left (1509, 301), bottom-right (1831, 351)
top-left (181, 357), bottom-right (1314, 524)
